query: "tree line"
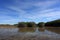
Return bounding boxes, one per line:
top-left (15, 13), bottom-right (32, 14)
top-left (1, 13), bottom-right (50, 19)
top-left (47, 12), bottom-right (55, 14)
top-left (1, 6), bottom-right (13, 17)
top-left (14, 22), bottom-right (45, 28)
top-left (1, 19), bottom-right (59, 27)
top-left (14, 19), bottom-right (60, 28)
top-left (45, 19), bottom-right (60, 27)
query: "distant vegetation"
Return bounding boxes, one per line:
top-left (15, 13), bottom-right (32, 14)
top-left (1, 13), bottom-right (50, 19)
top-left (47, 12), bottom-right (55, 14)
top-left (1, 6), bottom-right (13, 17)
top-left (0, 24), bottom-right (16, 28)
top-left (17, 22), bottom-right (37, 28)
top-left (37, 22), bottom-right (45, 27)
top-left (0, 24), bottom-right (13, 26)
top-left (17, 22), bottom-right (27, 28)
top-left (45, 19), bottom-right (60, 27)
top-left (0, 19), bottom-right (60, 28)
top-left (17, 22), bottom-right (45, 28)
top-left (16, 19), bottom-right (60, 28)
top-left (27, 22), bottom-right (36, 27)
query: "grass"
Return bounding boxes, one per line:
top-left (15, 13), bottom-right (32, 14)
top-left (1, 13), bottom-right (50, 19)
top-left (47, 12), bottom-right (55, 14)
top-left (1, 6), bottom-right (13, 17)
top-left (0, 25), bottom-right (17, 28)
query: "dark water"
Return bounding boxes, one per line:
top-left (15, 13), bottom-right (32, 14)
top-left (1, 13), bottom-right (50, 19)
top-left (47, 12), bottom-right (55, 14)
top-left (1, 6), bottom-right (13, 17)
top-left (0, 27), bottom-right (60, 40)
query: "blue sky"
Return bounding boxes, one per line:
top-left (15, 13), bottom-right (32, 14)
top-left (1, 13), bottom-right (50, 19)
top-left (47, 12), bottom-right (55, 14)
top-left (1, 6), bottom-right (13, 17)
top-left (0, 0), bottom-right (60, 24)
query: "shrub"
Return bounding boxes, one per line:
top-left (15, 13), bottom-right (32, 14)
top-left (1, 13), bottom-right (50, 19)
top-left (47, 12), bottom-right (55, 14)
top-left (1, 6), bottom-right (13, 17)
top-left (27, 22), bottom-right (36, 27)
top-left (17, 22), bottom-right (27, 28)
top-left (37, 22), bottom-right (45, 27)
top-left (45, 19), bottom-right (60, 27)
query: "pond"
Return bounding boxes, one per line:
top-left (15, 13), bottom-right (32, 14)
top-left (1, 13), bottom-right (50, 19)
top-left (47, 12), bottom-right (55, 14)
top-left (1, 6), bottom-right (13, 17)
top-left (0, 27), bottom-right (60, 40)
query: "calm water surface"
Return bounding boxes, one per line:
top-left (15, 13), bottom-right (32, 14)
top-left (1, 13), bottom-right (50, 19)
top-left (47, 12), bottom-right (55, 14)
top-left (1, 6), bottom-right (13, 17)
top-left (0, 27), bottom-right (60, 39)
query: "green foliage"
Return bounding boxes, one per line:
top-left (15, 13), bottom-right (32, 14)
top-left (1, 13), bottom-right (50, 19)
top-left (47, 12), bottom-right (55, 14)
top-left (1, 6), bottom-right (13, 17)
top-left (37, 22), bottom-right (45, 27)
top-left (17, 22), bottom-right (27, 28)
top-left (14, 24), bottom-right (18, 26)
top-left (45, 19), bottom-right (60, 27)
top-left (16, 19), bottom-right (60, 28)
top-left (27, 22), bottom-right (36, 27)
top-left (17, 22), bottom-right (37, 28)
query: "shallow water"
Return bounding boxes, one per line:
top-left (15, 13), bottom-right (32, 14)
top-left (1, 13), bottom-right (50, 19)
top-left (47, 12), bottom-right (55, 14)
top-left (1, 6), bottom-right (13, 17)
top-left (0, 27), bottom-right (60, 40)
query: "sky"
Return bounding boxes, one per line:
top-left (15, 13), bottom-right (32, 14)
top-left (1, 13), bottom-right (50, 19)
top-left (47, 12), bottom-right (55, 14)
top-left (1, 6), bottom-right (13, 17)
top-left (0, 0), bottom-right (60, 24)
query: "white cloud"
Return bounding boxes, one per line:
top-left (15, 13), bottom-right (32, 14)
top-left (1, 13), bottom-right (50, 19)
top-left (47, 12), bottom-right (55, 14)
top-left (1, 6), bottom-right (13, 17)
top-left (10, 0), bottom-right (59, 10)
top-left (21, 8), bottom-right (60, 20)
top-left (0, 0), bottom-right (60, 24)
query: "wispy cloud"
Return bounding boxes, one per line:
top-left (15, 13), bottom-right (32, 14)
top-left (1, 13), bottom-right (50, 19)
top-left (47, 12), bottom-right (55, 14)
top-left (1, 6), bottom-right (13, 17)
top-left (0, 0), bottom-right (60, 24)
